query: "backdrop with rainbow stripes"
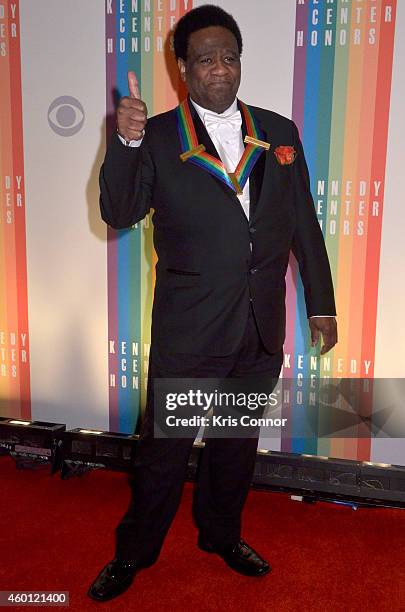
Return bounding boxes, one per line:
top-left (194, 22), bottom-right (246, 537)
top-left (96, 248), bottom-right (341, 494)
top-left (105, 0), bottom-right (189, 433)
top-left (104, 0), bottom-right (397, 458)
top-left (0, 1), bottom-right (30, 419)
top-left (282, 0), bottom-right (397, 460)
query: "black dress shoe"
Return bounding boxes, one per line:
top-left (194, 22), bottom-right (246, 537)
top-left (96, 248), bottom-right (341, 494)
top-left (87, 558), bottom-right (139, 602)
top-left (198, 536), bottom-right (271, 577)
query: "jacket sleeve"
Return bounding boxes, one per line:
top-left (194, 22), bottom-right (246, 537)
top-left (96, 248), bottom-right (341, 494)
top-left (290, 121), bottom-right (337, 317)
top-left (99, 131), bottom-right (154, 229)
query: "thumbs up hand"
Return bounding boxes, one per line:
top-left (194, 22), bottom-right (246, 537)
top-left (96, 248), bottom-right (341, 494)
top-left (116, 71), bottom-right (147, 142)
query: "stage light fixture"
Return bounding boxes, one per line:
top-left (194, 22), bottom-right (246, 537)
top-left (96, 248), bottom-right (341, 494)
top-left (251, 449), bottom-right (405, 507)
top-left (0, 417), bottom-right (66, 470)
top-left (60, 428), bottom-right (138, 478)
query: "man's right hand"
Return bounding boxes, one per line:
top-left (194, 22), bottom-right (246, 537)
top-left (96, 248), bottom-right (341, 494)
top-left (116, 71), bottom-right (147, 142)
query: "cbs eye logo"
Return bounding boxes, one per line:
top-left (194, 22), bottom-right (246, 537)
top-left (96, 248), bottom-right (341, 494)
top-left (47, 96), bottom-right (85, 136)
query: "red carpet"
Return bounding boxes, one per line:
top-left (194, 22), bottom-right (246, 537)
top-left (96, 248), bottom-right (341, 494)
top-left (1, 454), bottom-right (404, 612)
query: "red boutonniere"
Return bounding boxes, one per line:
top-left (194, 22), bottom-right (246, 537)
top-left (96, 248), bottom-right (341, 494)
top-left (274, 145), bottom-right (297, 165)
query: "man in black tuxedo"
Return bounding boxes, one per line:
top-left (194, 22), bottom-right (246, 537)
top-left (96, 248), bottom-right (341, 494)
top-left (88, 4), bottom-right (337, 602)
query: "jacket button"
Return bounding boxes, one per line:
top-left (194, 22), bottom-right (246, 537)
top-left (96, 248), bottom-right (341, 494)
top-left (249, 227), bottom-right (256, 234)
top-left (250, 268), bottom-right (258, 275)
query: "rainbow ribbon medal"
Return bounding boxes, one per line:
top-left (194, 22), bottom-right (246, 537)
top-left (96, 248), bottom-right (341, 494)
top-left (176, 99), bottom-right (270, 195)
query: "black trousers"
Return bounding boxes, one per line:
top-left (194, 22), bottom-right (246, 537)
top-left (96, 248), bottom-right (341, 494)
top-left (115, 304), bottom-right (283, 565)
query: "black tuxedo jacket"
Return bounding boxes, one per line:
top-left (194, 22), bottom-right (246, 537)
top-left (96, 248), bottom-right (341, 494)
top-left (100, 99), bottom-right (336, 356)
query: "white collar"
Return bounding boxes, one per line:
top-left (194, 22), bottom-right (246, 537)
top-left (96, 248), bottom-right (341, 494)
top-left (189, 97), bottom-right (238, 123)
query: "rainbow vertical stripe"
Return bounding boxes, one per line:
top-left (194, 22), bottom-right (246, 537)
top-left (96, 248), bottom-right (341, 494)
top-left (105, 0), bottom-right (190, 433)
top-left (283, 0), bottom-right (397, 460)
top-left (0, 0), bottom-right (31, 418)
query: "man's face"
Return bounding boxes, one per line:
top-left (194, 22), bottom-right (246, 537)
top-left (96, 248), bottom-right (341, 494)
top-left (178, 26), bottom-right (241, 114)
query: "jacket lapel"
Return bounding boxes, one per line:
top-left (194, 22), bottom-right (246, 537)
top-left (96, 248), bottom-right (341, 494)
top-left (238, 100), bottom-right (267, 218)
top-left (188, 100), bottom-right (220, 159)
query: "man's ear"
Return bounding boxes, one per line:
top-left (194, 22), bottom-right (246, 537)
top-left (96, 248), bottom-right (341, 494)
top-left (177, 58), bottom-right (186, 82)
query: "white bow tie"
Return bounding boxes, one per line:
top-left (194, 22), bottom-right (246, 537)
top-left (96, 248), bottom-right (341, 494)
top-left (203, 109), bottom-right (242, 134)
